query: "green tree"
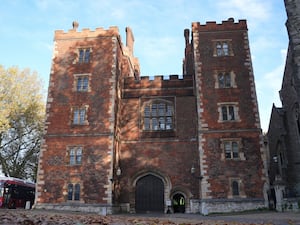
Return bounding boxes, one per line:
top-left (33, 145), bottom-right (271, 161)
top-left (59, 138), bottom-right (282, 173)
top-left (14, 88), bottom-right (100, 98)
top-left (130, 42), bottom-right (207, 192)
top-left (0, 65), bottom-right (45, 181)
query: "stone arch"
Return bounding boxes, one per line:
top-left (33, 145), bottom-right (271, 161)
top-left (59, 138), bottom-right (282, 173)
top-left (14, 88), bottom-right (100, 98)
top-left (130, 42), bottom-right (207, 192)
top-left (132, 170), bottom-right (172, 213)
top-left (170, 186), bottom-right (192, 213)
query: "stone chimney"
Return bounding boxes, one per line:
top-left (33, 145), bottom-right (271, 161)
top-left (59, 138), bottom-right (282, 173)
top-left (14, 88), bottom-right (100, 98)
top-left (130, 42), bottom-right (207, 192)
top-left (125, 27), bottom-right (134, 54)
top-left (72, 21), bottom-right (79, 30)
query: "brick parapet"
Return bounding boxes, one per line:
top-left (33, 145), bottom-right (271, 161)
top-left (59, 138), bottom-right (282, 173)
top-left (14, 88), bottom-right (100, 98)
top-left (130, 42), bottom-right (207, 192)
top-left (192, 18), bottom-right (247, 32)
top-left (54, 26), bottom-right (120, 40)
top-left (122, 75), bottom-right (194, 98)
top-left (123, 75), bottom-right (193, 89)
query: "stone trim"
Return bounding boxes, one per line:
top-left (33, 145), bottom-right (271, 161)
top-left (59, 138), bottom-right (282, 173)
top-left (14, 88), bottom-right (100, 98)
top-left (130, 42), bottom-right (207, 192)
top-left (104, 37), bottom-right (118, 205)
top-left (243, 32), bottom-right (261, 129)
top-left (35, 40), bottom-right (58, 205)
top-left (192, 28), bottom-right (211, 199)
top-left (34, 203), bottom-right (113, 215)
top-left (199, 198), bottom-right (265, 215)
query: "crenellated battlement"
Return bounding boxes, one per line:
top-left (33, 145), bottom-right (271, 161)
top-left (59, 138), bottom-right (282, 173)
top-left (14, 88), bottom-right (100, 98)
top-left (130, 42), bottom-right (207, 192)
top-left (123, 75), bottom-right (194, 97)
top-left (54, 26), bottom-right (120, 40)
top-left (192, 18), bottom-right (247, 32)
top-left (124, 74), bottom-right (192, 84)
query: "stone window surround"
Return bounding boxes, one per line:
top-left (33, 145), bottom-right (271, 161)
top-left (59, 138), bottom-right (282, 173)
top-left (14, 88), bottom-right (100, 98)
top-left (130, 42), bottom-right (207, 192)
top-left (66, 182), bottom-right (83, 202)
top-left (67, 145), bottom-right (83, 165)
top-left (212, 39), bottom-right (234, 57)
top-left (73, 47), bottom-right (92, 64)
top-left (71, 105), bottom-right (89, 126)
top-left (220, 138), bottom-right (246, 161)
top-left (228, 178), bottom-right (246, 199)
top-left (73, 73), bottom-right (92, 92)
top-left (141, 98), bottom-right (175, 132)
top-left (217, 102), bottom-right (241, 123)
top-left (214, 70), bottom-right (237, 89)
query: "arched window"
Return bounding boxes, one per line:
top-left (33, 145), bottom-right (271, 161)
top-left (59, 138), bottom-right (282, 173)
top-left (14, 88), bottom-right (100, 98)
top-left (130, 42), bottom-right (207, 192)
top-left (67, 184), bottom-right (73, 200)
top-left (232, 180), bottom-right (239, 196)
top-left (143, 100), bottom-right (174, 131)
top-left (67, 183), bottom-right (80, 201)
top-left (74, 184), bottom-right (80, 200)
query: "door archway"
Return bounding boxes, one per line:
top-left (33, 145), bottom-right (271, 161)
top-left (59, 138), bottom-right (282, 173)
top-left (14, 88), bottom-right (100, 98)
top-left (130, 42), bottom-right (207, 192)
top-left (135, 174), bottom-right (164, 213)
top-left (172, 193), bottom-right (185, 213)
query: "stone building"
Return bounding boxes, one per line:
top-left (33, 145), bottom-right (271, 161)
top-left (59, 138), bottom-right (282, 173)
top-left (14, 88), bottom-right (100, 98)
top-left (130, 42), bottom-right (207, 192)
top-left (35, 18), bottom-right (267, 214)
top-left (267, 0), bottom-right (300, 211)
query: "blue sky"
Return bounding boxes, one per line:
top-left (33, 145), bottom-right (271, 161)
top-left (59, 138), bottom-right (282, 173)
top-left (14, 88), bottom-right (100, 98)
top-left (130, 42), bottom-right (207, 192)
top-left (0, 0), bottom-right (288, 132)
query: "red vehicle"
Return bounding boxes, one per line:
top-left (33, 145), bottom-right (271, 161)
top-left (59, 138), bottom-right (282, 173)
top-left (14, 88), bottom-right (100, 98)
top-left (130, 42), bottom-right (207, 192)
top-left (0, 177), bottom-right (35, 209)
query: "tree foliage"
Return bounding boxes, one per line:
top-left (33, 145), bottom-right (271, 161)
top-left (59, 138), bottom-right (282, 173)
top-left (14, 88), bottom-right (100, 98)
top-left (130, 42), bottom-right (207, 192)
top-left (0, 65), bottom-right (45, 181)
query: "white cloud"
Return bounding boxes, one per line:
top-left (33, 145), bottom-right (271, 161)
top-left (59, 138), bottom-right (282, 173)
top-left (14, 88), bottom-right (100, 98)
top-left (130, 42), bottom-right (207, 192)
top-left (216, 0), bottom-right (271, 21)
top-left (257, 49), bottom-right (286, 131)
top-left (264, 49), bottom-right (287, 90)
top-left (264, 50), bottom-right (286, 89)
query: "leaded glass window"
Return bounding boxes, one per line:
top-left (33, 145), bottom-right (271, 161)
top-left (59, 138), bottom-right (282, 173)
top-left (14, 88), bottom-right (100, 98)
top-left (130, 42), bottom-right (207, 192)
top-left (143, 100), bottom-right (174, 131)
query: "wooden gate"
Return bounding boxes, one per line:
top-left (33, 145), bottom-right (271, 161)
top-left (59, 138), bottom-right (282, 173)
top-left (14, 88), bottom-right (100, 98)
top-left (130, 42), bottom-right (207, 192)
top-left (135, 175), bottom-right (164, 213)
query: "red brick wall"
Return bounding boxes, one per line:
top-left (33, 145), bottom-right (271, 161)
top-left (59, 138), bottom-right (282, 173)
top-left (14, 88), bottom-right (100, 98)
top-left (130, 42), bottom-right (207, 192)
top-left (118, 79), bottom-right (200, 204)
top-left (37, 28), bottom-right (124, 205)
top-left (192, 19), bottom-right (265, 200)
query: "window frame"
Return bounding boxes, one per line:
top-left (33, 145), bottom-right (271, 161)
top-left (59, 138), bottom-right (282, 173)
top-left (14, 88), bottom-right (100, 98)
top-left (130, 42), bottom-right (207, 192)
top-left (73, 74), bottom-right (91, 92)
top-left (67, 183), bottom-right (81, 201)
top-left (220, 138), bottom-right (245, 161)
top-left (71, 105), bottom-right (89, 125)
top-left (213, 39), bottom-right (233, 57)
top-left (228, 178), bottom-right (246, 198)
top-left (78, 48), bottom-right (91, 63)
top-left (224, 141), bottom-right (239, 159)
top-left (217, 102), bottom-right (240, 123)
top-left (218, 72), bottom-right (231, 88)
top-left (69, 146), bottom-right (83, 165)
top-left (231, 180), bottom-right (240, 196)
top-left (142, 99), bottom-right (175, 132)
top-left (214, 71), bottom-right (237, 89)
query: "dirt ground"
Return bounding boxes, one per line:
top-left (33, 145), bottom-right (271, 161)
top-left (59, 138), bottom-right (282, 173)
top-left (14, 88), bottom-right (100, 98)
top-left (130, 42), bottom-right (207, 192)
top-left (0, 209), bottom-right (299, 225)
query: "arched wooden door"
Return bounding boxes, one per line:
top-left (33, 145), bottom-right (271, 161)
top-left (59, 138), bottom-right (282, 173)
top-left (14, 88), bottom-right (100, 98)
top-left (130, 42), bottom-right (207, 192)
top-left (135, 174), bottom-right (164, 213)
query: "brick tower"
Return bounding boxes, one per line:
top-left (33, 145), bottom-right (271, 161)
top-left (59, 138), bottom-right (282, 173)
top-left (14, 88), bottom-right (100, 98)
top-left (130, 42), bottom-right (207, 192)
top-left (184, 18), bottom-right (267, 213)
top-left (35, 23), bottom-right (140, 213)
top-left (35, 18), bottom-right (267, 214)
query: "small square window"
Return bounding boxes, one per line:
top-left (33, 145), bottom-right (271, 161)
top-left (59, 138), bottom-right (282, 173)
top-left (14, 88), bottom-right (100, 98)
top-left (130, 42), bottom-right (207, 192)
top-left (213, 40), bottom-right (233, 57)
top-left (218, 103), bottom-right (240, 122)
top-left (78, 48), bottom-right (91, 63)
top-left (69, 147), bottom-right (82, 165)
top-left (218, 72), bottom-right (231, 88)
top-left (224, 141), bottom-right (239, 159)
top-left (72, 107), bottom-right (88, 125)
top-left (74, 74), bottom-right (91, 92)
top-left (221, 106), bottom-right (235, 121)
top-left (76, 76), bottom-right (89, 91)
top-left (216, 42), bottom-right (229, 56)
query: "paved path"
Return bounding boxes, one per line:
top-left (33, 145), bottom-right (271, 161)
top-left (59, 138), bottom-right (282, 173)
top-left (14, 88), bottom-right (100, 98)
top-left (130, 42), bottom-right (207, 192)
top-left (162, 211), bottom-right (300, 225)
top-left (122, 211), bottom-right (300, 225)
top-left (0, 209), bottom-right (299, 224)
